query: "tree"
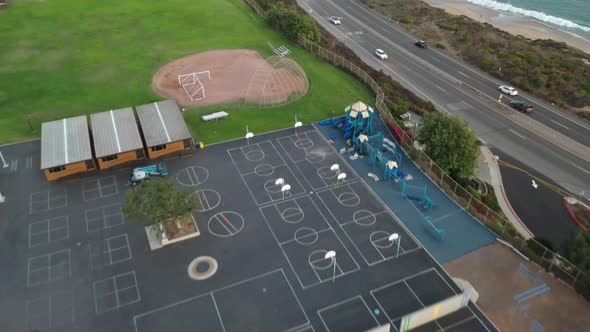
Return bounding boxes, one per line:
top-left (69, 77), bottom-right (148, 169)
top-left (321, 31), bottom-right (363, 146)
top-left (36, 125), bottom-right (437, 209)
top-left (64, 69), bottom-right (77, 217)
top-left (265, 2), bottom-right (320, 43)
top-left (123, 180), bottom-right (197, 235)
top-left (417, 112), bottom-right (479, 180)
top-left (562, 230), bottom-right (590, 273)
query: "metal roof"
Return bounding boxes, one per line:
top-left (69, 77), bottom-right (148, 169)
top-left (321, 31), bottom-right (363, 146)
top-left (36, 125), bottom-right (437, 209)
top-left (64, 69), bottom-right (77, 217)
top-left (41, 115), bottom-right (92, 169)
top-left (90, 107), bottom-right (144, 158)
top-left (136, 100), bottom-right (192, 147)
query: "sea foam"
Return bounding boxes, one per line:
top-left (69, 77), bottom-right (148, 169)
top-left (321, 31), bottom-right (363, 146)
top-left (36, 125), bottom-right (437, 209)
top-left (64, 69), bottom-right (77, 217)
top-left (467, 0), bottom-right (590, 33)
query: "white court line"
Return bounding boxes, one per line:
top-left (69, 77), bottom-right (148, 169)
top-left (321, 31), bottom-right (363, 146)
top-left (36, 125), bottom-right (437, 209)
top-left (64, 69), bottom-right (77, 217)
top-left (509, 129), bottom-right (527, 140)
top-left (210, 294), bottom-right (227, 332)
top-left (550, 120), bottom-right (569, 130)
top-left (133, 268), bottom-right (310, 332)
top-left (402, 279), bottom-right (445, 331)
top-left (318, 295), bottom-right (380, 332)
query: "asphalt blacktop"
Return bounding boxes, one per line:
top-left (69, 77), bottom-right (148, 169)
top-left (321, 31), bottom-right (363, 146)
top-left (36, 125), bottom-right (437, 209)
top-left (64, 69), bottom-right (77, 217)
top-left (0, 126), bottom-right (496, 332)
top-left (492, 149), bottom-right (577, 246)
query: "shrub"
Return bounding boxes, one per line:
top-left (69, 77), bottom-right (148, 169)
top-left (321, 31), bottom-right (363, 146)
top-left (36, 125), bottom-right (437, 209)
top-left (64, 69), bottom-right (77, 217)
top-left (435, 42), bottom-right (446, 50)
top-left (400, 16), bottom-right (414, 24)
top-left (265, 3), bottom-right (320, 43)
top-left (532, 75), bottom-right (548, 88)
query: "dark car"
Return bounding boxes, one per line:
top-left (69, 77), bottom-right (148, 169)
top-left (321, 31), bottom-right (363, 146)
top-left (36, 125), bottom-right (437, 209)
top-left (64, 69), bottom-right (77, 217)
top-left (415, 40), bottom-right (427, 48)
top-left (510, 100), bottom-right (533, 113)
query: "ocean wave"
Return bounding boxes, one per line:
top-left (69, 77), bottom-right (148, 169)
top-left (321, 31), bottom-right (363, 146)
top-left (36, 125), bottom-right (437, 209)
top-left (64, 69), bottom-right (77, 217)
top-left (467, 0), bottom-right (590, 33)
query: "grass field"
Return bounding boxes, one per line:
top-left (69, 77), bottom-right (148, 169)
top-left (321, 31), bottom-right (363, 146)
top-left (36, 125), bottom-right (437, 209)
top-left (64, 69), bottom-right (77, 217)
top-left (0, 0), bottom-right (373, 144)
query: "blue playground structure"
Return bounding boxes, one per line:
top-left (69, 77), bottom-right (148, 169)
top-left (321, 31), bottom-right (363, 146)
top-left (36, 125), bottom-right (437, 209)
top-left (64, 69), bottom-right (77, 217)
top-left (401, 182), bottom-right (435, 211)
top-left (424, 216), bottom-right (446, 241)
top-left (130, 162), bottom-right (169, 186)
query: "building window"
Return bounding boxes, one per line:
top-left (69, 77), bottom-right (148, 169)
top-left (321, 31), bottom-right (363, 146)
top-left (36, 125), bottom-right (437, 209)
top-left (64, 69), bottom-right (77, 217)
top-left (151, 144), bottom-right (167, 152)
top-left (101, 154), bottom-right (118, 162)
top-left (48, 166), bottom-right (66, 173)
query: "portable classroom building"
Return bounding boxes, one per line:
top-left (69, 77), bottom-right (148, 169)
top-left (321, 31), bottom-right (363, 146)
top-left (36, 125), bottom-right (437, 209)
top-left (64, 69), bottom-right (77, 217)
top-left (41, 116), bottom-right (95, 181)
top-left (136, 100), bottom-right (193, 159)
top-left (90, 107), bottom-right (145, 169)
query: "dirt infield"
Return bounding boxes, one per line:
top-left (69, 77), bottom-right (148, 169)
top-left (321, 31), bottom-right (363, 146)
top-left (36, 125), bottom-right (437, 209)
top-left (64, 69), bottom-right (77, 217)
top-left (152, 49), bottom-right (308, 108)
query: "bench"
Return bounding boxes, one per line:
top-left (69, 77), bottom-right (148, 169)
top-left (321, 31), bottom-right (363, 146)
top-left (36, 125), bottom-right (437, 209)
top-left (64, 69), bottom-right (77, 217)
top-left (201, 111), bottom-right (229, 122)
top-left (273, 45), bottom-right (291, 57)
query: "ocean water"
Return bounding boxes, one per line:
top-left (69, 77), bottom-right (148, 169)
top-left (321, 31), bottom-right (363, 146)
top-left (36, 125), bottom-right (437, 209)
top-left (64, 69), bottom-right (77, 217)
top-left (467, 0), bottom-right (590, 38)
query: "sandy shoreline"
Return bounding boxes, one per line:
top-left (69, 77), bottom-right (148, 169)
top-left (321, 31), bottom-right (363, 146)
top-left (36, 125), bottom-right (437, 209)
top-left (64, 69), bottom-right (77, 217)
top-left (424, 0), bottom-right (590, 54)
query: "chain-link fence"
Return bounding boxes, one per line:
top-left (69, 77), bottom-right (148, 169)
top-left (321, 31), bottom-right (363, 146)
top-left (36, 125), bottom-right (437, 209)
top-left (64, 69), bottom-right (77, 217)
top-left (242, 0), bottom-right (585, 289)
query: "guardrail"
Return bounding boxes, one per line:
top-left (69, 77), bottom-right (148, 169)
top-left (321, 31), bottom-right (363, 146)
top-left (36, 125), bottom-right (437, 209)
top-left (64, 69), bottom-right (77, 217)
top-left (242, 0), bottom-right (585, 290)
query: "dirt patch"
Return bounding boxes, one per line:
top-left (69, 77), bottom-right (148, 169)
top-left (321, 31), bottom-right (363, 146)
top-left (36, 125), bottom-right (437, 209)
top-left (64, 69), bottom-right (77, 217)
top-left (152, 49), bottom-right (308, 108)
top-left (164, 216), bottom-right (197, 240)
top-left (444, 242), bottom-right (590, 332)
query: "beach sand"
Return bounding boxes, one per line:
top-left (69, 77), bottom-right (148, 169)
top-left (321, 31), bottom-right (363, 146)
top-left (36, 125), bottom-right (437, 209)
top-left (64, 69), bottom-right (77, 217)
top-left (424, 0), bottom-right (590, 54)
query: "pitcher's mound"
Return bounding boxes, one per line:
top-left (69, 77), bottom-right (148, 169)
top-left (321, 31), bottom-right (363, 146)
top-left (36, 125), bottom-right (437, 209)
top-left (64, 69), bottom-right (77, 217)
top-left (152, 49), bottom-right (309, 108)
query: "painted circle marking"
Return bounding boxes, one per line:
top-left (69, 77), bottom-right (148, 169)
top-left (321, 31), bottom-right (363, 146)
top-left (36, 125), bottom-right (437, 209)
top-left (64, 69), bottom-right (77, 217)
top-left (176, 166), bottom-right (209, 186)
top-left (353, 210), bottom-right (376, 226)
top-left (305, 151), bottom-right (325, 163)
top-left (294, 227), bottom-right (319, 246)
top-left (337, 192), bottom-right (360, 207)
top-left (208, 211), bottom-right (244, 238)
top-left (245, 149), bottom-right (265, 162)
top-left (370, 231), bottom-right (395, 249)
top-left (294, 138), bottom-right (314, 150)
top-left (317, 166), bottom-right (338, 181)
top-left (281, 207), bottom-right (304, 223)
top-left (190, 189), bottom-right (221, 212)
top-left (254, 163), bottom-right (275, 177)
top-left (308, 249), bottom-right (334, 270)
top-left (187, 256), bottom-right (218, 280)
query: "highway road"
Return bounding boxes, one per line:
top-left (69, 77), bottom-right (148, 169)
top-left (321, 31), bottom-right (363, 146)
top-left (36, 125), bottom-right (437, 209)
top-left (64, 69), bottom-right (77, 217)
top-left (298, 0), bottom-right (590, 203)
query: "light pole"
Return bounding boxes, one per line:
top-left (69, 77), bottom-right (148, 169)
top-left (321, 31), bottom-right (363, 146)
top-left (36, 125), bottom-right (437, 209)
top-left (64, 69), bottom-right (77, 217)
top-left (337, 172), bottom-right (347, 185)
top-left (245, 126), bottom-right (254, 145)
top-left (389, 233), bottom-right (400, 258)
top-left (325, 250), bottom-right (337, 282)
top-left (281, 184), bottom-right (291, 200)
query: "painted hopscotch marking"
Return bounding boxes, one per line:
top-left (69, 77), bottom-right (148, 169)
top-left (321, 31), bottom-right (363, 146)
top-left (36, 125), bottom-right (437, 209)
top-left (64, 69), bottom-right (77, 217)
top-left (28, 216), bottom-right (69, 248)
top-left (318, 295), bottom-right (379, 332)
top-left (83, 176), bottom-right (119, 201)
top-left (133, 268), bottom-right (310, 332)
top-left (85, 203), bottom-right (125, 232)
top-left (27, 249), bottom-right (71, 287)
top-left (29, 187), bottom-right (67, 214)
top-left (26, 290), bottom-right (75, 331)
top-left (93, 271), bottom-right (140, 314)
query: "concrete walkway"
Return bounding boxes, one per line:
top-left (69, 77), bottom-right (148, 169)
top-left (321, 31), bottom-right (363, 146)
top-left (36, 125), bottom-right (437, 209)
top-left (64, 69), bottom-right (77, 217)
top-left (479, 146), bottom-right (533, 239)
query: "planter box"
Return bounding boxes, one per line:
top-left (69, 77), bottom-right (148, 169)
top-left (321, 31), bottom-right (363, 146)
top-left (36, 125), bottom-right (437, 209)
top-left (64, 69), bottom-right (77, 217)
top-left (145, 215), bottom-right (200, 251)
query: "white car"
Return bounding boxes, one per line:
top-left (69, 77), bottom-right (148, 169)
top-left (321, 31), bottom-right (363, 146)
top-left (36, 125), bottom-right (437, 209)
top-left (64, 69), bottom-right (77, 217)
top-left (375, 49), bottom-right (388, 60)
top-left (498, 85), bottom-right (518, 96)
top-left (329, 16), bottom-right (341, 25)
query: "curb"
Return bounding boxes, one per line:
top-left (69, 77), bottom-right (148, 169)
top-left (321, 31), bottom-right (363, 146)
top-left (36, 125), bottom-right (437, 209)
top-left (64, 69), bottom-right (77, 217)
top-left (563, 199), bottom-right (588, 233)
top-left (499, 185), bottom-right (534, 238)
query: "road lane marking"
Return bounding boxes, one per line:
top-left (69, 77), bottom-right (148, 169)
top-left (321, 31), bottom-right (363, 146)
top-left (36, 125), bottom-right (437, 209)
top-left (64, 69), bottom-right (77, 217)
top-left (550, 120), bottom-right (569, 130)
top-left (435, 85), bottom-right (447, 93)
top-left (509, 129), bottom-right (527, 140)
top-left (457, 71), bottom-right (470, 78)
top-left (430, 57), bottom-right (442, 63)
top-left (570, 162), bottom-right (590, 175)
top-left (0, 152), bottom-right (7, 168)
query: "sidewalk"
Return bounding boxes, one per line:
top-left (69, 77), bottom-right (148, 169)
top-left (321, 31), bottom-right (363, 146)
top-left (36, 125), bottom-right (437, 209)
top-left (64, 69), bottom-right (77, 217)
top-left (479, 146), bottom-right (533, 239)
